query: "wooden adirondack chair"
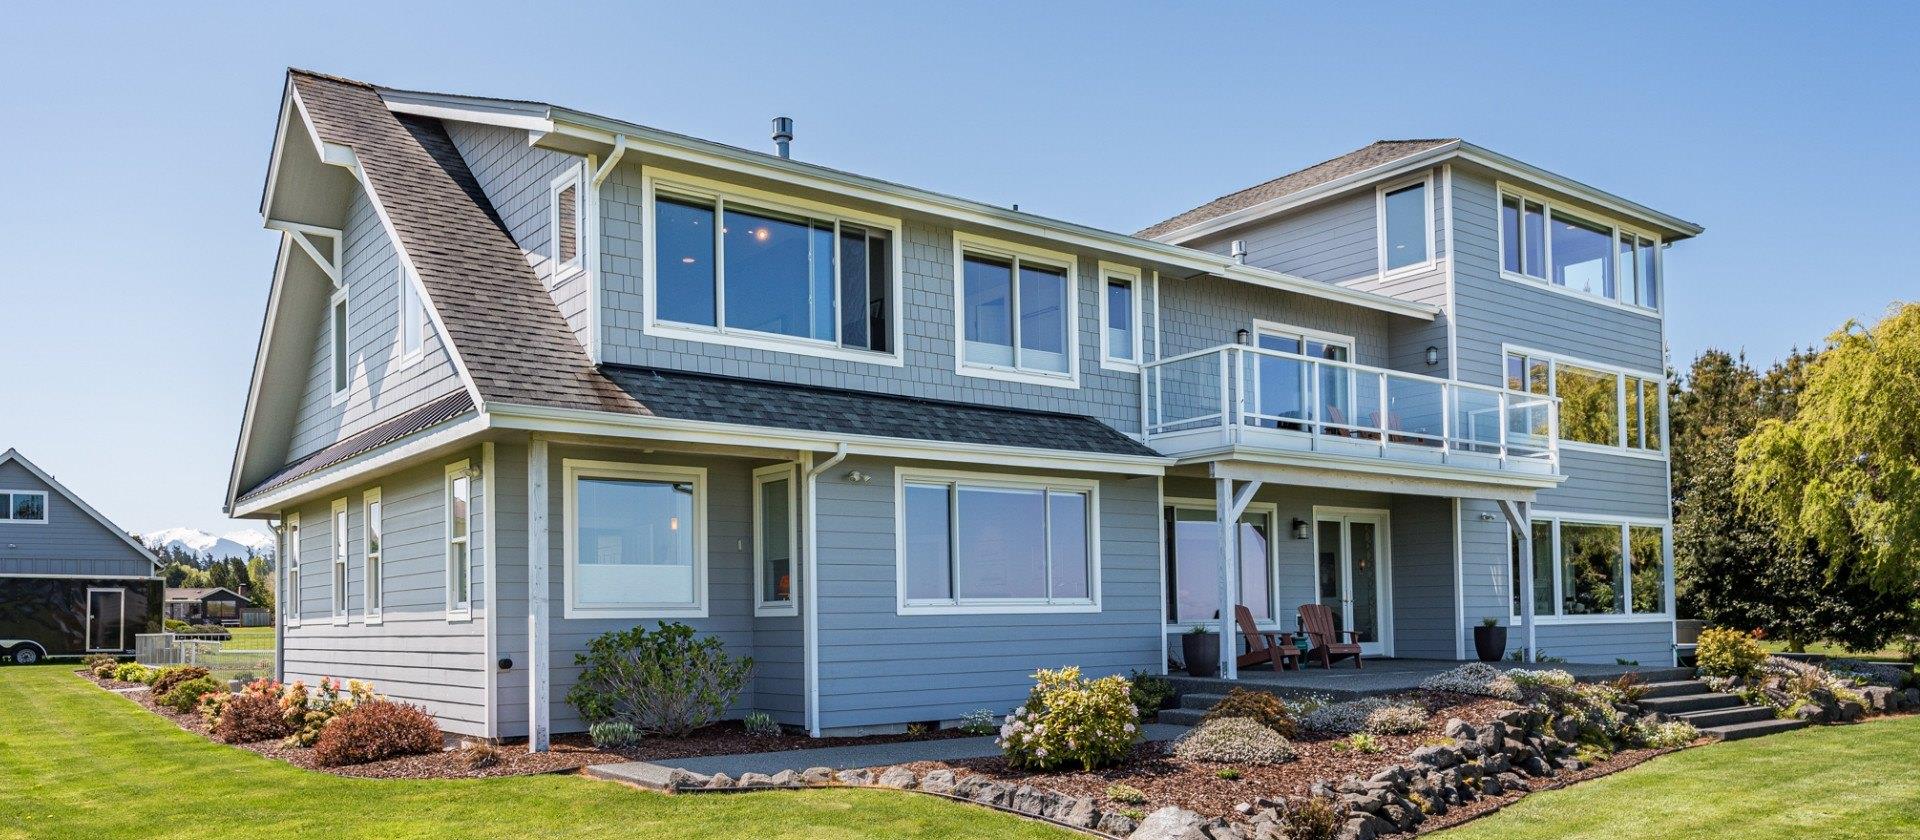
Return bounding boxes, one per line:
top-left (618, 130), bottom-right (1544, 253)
top-left (1298, 603), bottom-right (1364, 669)
top-left (1235, 605), bottom-right (1299, 671)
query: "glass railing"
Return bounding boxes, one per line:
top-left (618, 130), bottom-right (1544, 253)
top-left (1142, 344), bottom-right (1559, 471)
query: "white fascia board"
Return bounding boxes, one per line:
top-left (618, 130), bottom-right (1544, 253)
top-left (1196, 446), bottom-right (1565, 494)
top-left (229, 416), bottom-right (491, 518)
top-left (487, 404), bottom-right (1172, 476)
top-left (378, 89), bottom-right (555, 133)
top-left (1453, 143), bottom-right (1704, 238)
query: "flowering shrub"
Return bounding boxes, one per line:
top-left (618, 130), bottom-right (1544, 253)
top-left (312, 699), bottom-right (443, 767)
top-left (959, 709), bottom-right (999, 736)
top-left (997, 667), bottom-right (1138, 771)
top-left (1696, 627), bottom-right (1767, 678)
top-left (1632, 719), bottom-right (1700, 749)
top-left (1507, 668), bottom-right (1576, 690)
top-left (1362, 703), bottom-right (1429, 736)
top-left (1170, 717), bottom-right (1295, 765)
top-left (1202, 687), bottom-right (1297, 737)
top-left (1299, 697), bottom-right (1392, 734)
top-left (1418, 663), bottom-right (1522, 700)
top-left (280, 677), bottom-right (380, 747)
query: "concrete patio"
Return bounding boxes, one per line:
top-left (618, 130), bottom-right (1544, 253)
top-left (1167, 657), bottom-right (1693, 701)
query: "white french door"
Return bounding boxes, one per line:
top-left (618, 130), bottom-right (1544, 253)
top-left (1313, 509), bottom-right (1391, 656)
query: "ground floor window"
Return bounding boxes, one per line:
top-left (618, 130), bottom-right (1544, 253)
top-left (1511, 515), bottom-right (1669, 619)
top-left (898, 469), bottom-right (1097, 612)
top-left (1164, 502), bottom-right (1275, 625)
top-left (564, 460), bottom-right (707, 618)
top-left (754, 464), bottom-right (798, 616)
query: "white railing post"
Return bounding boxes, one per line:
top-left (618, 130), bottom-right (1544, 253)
top-left (1440, 382), bottom-right (1452, 463)
top-left (1310, 358), bottom-right (1323, 442)
top-left (1140, 366), bottom-right (1152, 438)
top-left (1498, 391), bottom-right (1510, 467)
top-left (1232, 348), bottom-right (1247, 442)
top-left (1377, 374), bottom-right (1390, 456)
top-left (1218, 349), bottom-right (1231, 434)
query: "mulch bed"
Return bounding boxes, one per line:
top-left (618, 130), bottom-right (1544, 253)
top-left (79, 670), bottom-right (968, 780)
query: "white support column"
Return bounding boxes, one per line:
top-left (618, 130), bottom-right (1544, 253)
top-left (526, 436), bottom-right (551, 752)
top-left (1215, 477), bottom-right (1263, 679)
top-left (1498, 498), bottom-right (1535, 664)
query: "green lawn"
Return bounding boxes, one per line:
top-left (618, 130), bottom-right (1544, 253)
top-left (222, 625), bottom-right (276, 651)
top-left (1439, 715), bottom-right (1920, 839)
top-left (1761, 640), bottom-right (1914, 664)
top-left (0, 666), bottom-right (1068, 840)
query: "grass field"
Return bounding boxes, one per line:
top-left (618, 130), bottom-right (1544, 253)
top-left (1762, 640), bottom-right (1913, 664)
top-left (222, 625), bottom-right (276, 651)
top-left (0, 665), bottom-right (1069, 840)
top-left (1438, 714), bottom-right (1920, 839)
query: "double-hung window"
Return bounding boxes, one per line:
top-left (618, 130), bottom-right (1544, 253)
top-left (331, 499), bottom-right (349, 623)
top-left (1512, 516), bottom-right (1669, 619)
top-left (1500, 187), bottom-right (1661, 311)
top-left (446, 462), bottom-right (472, 618)
top-left (899, 470), bottom-right (1098, 613)
top-left (330, 286), bottom-right (349, 403)
top-left (649, 175), bottom-right (896, 360)
top-left (397, 265), bottom-right (426, 359)
top-left (1099, 263), bottom-right (1142, 369)
top-left (1505, 348), bottom-right (1664, 454)
top-left (564, 460), bottom-right (708, 619)
top-left (550, 168), bottom-right (585, 280)
top-left (0, 490), bottom-right (47, 523)
top-left (363, 488), bottom-right (383, 623)
top-left (1377, 175), bottom-right (1434, 275)
top-left (284, 513), bottom-right (301, 627)
top-left (956, 234), bottom-right (1077, 385)
top-left (753, 464), bottom-right (798, 617)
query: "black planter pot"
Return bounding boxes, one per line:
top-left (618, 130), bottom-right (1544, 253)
top-left (1474, 625), bottom-right (1509, 663)
top-left (1182, 633), bottom-right (1221, 678)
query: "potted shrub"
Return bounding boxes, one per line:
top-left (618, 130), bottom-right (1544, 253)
top-left (1474, 617), bottom-right (1508, 663)
top-left (1183, 625), bottom-right (1221, 678)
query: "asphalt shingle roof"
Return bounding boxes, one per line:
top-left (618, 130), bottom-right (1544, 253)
top-left (1136, 139), bottom-right (1457, 240)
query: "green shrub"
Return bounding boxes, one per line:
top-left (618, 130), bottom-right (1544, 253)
top-left (1104, 783), bottom-right (1148, 805)
top-left (588, 721), bottom-right (639, 748)
top-left (1169, 717), bottom-right (1295, 765)
top-left (566, 622), bottom-right (753, 737)
top-left (998, 666), bottom-right (1139, 771)
top-left (279, 678), bottom-right (380, 747)
top-left (1333, 732), bottom-right (1383, 754)
top-left (1362, 703), bottom-right (1429, 736)
top-left (159, 676), bottom-right (224, 713)
top-left (89, 658), bottom-right (122, 678)
top-left (1214, 767), bottom-right (1241, 780)
top-left (1632, 719), bottom-right (1699, 749)
top-left (151, 666), bottom-right (211, 697)
top-left (111, 662), bottom-right (153, 683)
top-left (1128, 670), bottom-right (1176, 719)
top-left (1280, 795), bottom-right (1350, 840)
top-left (164, 618), bottom-right (191, 632)
top-left (1697, 627), bottom-right (1766, 678)
top-left (959, 709), bottom-right (998, 736)
top-left (742, 711), bottom-right (780, 737)
top-left (312, 700), bottom-right (443, 767)
top-left (1202, 687), bottom-right (1297, 737)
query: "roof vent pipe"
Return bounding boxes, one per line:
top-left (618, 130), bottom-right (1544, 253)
top-left (771, 116), bottom-right (794, 159)
top-left (1230, 240), bottom-right (1247, 264)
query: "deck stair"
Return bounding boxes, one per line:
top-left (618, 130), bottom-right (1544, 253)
top-left (1638, 679), bottom-right (1808, 741)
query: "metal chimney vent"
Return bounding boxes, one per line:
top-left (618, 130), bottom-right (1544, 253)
top-left (771, 116), bottom-right (794, 158)
top-left (1230, 240), bottom-right (1248, 264)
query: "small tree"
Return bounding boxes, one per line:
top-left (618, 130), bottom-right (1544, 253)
top-left (567, 622), bottom-right (752, 737)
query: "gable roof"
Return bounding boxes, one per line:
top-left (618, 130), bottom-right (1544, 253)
top-left (1137, 140), bottom-right (1457, 240)
top-left (0, 449), bottom-right (162, 572)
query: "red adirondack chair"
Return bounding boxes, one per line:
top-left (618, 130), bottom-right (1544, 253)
top-left (1235, 605), bottom-right (1299, 671)
top-left (1298, 603), bottom-right (1363, 669)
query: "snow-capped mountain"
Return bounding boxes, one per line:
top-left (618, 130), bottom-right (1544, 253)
top-left (146, 527), bottom-right (275, 562)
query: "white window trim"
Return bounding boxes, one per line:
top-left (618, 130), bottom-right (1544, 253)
top-left (561, 459), bottom-right (710, 620)
top-left (1162, 496), bottom-right (1280, 630)
top-left (331, 498), bottom-right (350, 625)
top-left (1097, 261), bottom-right (1144, 371)
top-left (1503, 344), bottom-right (1667, 459)
top-left (952, 231), bottom-right (1083, 389)
top-left (445, 460), bottom-right (473, 622)
top-left (550, 166), bottom-right (586, 283)
top-left (639, 168), bottom-right (906, 367)
top-left (1251, 319), bottom-right (1357, 354)
top-left (0, 490), bottom-right (49, 524)
top-left (1376, 172), bottom-right (1438, 280)
top-left (363, 488), bottom-right (383, 625)
top-left (752, 463), bottom-right (800, 617)
top-left (1509, 510), bottom-right (1672, 625)
top-left (329, 285), bottom-right (350, 405)
top-left (284, 512), bottom-right (301, 629)
top-left (894, 466), bottom-right (1101, 615)
top-left (395, 264), bottom-right (425, 368)
top-left (1496, 182), bottom-right (1663, 316)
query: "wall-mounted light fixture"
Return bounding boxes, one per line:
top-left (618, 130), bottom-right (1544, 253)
top-left (845, 470), bottom-right (873, 484)
top-left (1478, 512), bottom-right (1496, 522)
top-left (1424, 346), bottom-right (1441, 367)
top-left (1236, 328), bottom-right (1252, 346)
top-left (1291, 518), bottom-right (1310, 540)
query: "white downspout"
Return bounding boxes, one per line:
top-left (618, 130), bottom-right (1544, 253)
top-left (803, 443), bottom-right (849, 737)
top-left (267, 517), bottom-right (285, 683)
top-left (584, 135), bottom-right (627, 366)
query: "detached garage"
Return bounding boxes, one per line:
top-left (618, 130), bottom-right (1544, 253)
top-left (0, 449), bottom-right (162, 663)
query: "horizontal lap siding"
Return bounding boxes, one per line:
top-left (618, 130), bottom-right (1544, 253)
top-left (0, 461), bottom-right (155, 577)
top-left (1390, 495), bottom-right (1455, 659)
top-left (1531, 621), bottom-right (1674, 666)
top-left (816, 457), bottom-right (1160, 729)
top-left (282, 452), bottom-right (488, 736)
top-left (1538, 450), bottom-right (1671, 519)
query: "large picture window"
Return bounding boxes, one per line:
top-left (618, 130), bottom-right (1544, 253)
top-left (753, 464), bottom-right (797, 616)
top-left (649, 177), bottom-right (895, 359)
top-left (899, 471), bottom-right (1097, 613)
top-left (1506, 349), bottom-right (1664, 454)
top-left (1499, 187), bottom-right (1661, 311)
top-left (0, 490), bottom-right (47, 523)
top-left (1511, 516), bottom-right (1669, 620)
top-left (564, 461), bottom-right (707, 618)
top-left (956, 234), bottom-right (1078, 385)
top-left (1165, 503), bottom-right (1275, 625)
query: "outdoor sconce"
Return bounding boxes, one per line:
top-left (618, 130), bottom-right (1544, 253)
top-left (498, 657), bottom-right (513, 671)
top-left (1479, 512), bottom-right (1496, 522)
top-left (845, 470), bottom-right (873, 484)
top-left (1291, 518), bottom-right (1310, 540)
top-left (1424, 346), bottom-right (1441, 366)
top-left (1236, 328), bottom-right (1251, 345)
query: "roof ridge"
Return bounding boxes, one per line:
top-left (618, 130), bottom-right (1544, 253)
top-left (287, 67), bottom-right (374, 89)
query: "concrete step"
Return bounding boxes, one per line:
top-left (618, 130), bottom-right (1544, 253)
top-left (1178, 692), bottom-right (1228, 710)
top-left (1640, 692), bottom-right (1744, 715)
top-left (1156, 707), bottom-right (1208, 727)
top-left (1639, 680), bottom-right (1709, 699)
top-left (1705, 717), bottom-right (1809, 742)
top-left (1672, 704), bottom-right (1777, 728)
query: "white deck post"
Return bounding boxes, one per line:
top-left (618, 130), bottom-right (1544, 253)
top-left (1499, 498), bottom-right (1536, 664)
top-left (527, 436), bottom-right (550, 752)
top-left (1215, 476), bottom-right (1263, 679)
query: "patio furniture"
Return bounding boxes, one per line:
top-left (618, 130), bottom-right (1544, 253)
top-left (1234, 605), bottom-right (1299, 672)
top-left (1298, 603), bottom-right (1363, 669)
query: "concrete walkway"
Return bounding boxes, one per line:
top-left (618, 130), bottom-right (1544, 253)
top-left (593, 723), bottom-right (1188, 783)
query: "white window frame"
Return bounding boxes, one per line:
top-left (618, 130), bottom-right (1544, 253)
top-left (1162, 497), bottom-right (1281, 629)
top-left (1503, 344), bottom-right (1667, 459)
top-left (284, 512), bottom-right (301, 628)
top-left (1509, 511), bottom-right (1672, 625)
top-left (1376, 173), bottom-right (1437, 279)
top-left (0, 490), bottom-right (49, 524)
top-left (1097, 261), bottom-right (1144, 371)
top-left (752, 463), bottom-right (800, 617)
top-left (445, 460), bottom-right (473, 621)
top-left (396, 264), bottom-right (426, 365)
top-left (363, 487), bottom-right (383, 625)
top-left (331, 498), bottom-right (349, 624)
top-left (329, 285), bottom-right (350, 405)
top-left (1496, 183), bottom-right (1663, 315)
top-left (639, 169), bottom-right (906, 367)
top-left (561, 459), bottom-right (710, 620)
top-left (894, 467), bottom-right (1101, 615)
top-left (953, 231), bottom-right (1082, 389)
top-left (550, 166), bottom-right (586, 282)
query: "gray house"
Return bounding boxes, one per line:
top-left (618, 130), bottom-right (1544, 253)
top-left (1, 449), bottom-right (163, 663)
top-left (227, 70), bottom-right (1697, 744)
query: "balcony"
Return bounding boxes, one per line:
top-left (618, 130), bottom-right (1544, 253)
top-left (1141, 345), bottom-right (1559, 477)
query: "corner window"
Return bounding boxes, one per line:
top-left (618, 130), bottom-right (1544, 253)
top-left (331, 499), bottom-right (349, 622)
top-left (363, 488), bottom-right (383, 623)
top-left (1100, 264), bottom-right (1141, 367)
top-left (564, 460), bottom-right (707, 618)
top-left (1511, 517), bottom-right (1668, 619)
top-left (330, 287), bottom-right (349, 402)
top-left (899, 470), bottom-right (1097, 613)
top-left (284, 513), bottom-right (301, 627)
top-left (1378, 177), bottom-right (1433, 274)
top-left (956, 235), bottom-right (1077, 385)
top-left (753, 464), bottom-right (798, 616)
top-left (1505, 349), bottom-right (1664, 454)
top-left (0, 490), bottom-right (48, 523)
top-left (1499, 187), bottom-right (1661, 311)
top-left (446, 462), bottom-right (472, 617)
top-left (551, 169), bottom-right (585, 278)
top-left (649, 177), bottom-right (895, 359)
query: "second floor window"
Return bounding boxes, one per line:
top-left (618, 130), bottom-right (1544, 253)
top-left (1101, 266), bottom-right (1141, 367)
top-left (958, 240), bottom-right (1075, 381)
top-left (0, 490), bottom-right (47, 523)
top-left (398, 265), bottom-right (426, 358)
top-left (1378, 177), bottom-right (1432, 274)
top-left (330, 288), bottom-right (349, 401)
top-left (1501, 188), bottom-right (1661, 311)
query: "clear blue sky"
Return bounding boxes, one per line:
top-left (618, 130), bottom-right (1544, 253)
top-left (1, 3), bottom-right (1913, 537)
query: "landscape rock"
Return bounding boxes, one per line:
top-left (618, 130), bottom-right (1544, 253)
top-left (1443, 718), bottom-right (1476, 741)
top-left (767, 769), bottom-right (802, 787)
top-left (801, 766), bottom-right (834, 784)
top-left (1409, 745), bottom-right (1460, 769)
top-left (1095, 810), bottom-right (1139, 836)
top-left (1129, 806), bottom-right (1207, 840)
top-left (919, 769), bottom-right (957, 794)
top-left (1061, 797), bottom-right (1100, 829)
top-left (1337, 816), bottom-right (1376, 840)
top-left (667, 769), bottom-right (711, 789)
top-left (704, 773), bottom-right (735, 789)
top-left (875, 766), bottom-right (917, 789)
top-left (833, 768), bottom-right (873, 786)
top-left (737, 772), bottom-right (774, 787)
top-left (1009, 784), bottom-right (1047, 814)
